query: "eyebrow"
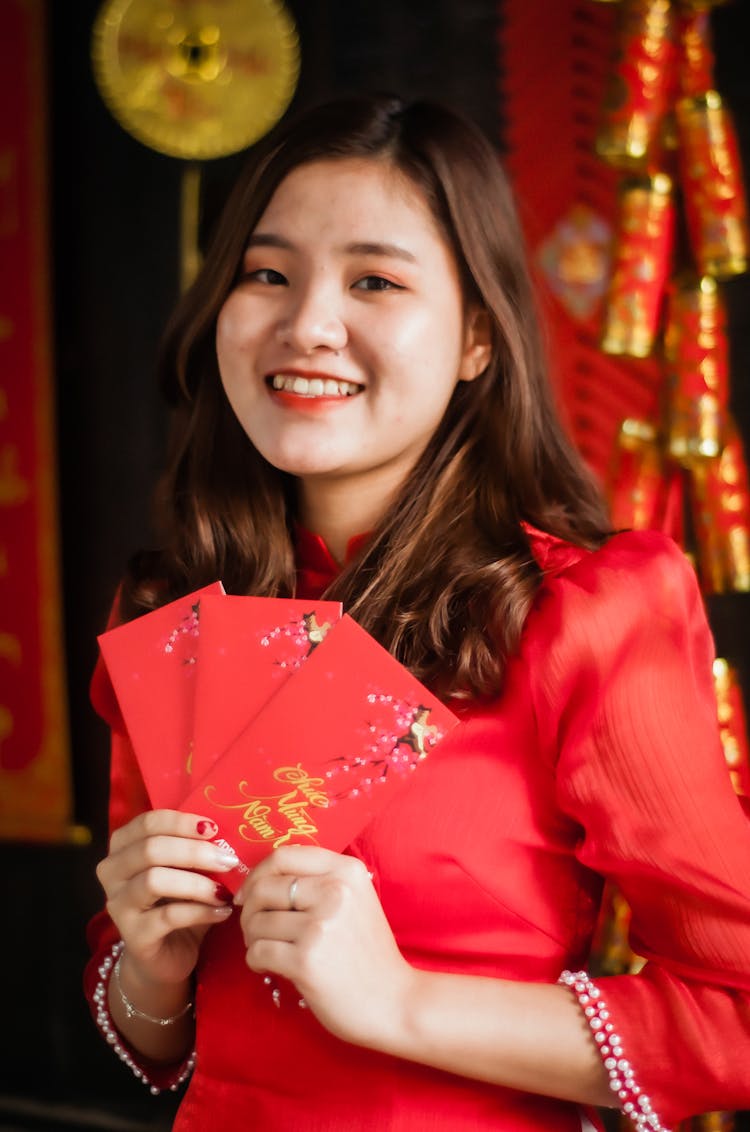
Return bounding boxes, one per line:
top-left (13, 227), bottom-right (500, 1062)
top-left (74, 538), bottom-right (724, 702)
top-left (345, 241), bottom-right (417, 264)
top-left (245, 233), bottom-right (417, 264)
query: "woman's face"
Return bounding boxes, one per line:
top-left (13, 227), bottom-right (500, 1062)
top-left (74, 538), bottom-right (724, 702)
top-left (216, 157), bottom-right (489, 514)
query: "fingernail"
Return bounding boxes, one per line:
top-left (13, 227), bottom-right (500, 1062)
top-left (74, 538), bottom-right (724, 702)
top-left (214, 883), bottom-right (233, 903)
top-left (213, 905), bottom-right (233, 917)
top-left (196, 819), bottom-right (218, 837)
top-left (214, 850), bottom-right (240, 870)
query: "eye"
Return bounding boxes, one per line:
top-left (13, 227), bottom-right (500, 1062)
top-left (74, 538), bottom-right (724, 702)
top-left (353, 275), bottom-right (404, 292)
top-left (242, 267), bottom-right (288, 285)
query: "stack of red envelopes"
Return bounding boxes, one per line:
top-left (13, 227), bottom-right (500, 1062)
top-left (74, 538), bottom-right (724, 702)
top-left (98, 586), bottom-right (459, 892)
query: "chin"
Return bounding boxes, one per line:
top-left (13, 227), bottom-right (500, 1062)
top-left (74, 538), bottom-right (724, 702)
top-left (257, 449), bottom-right (345, 478)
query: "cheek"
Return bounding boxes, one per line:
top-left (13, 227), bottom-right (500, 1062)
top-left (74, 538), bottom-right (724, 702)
top-left (215, 308), bottom-right (235, 380)
top-left (379, 302), bottom-right (464, 370)
top-left (215, 299), bottom-right (244, 357)
top-left (216, 307), bottom-right (255, 412)
top-left (216, 294), bottom-right (266, 358)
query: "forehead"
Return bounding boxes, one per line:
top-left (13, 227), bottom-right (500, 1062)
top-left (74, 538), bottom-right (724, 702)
top-left (254, 157), bottom-right (446, 244)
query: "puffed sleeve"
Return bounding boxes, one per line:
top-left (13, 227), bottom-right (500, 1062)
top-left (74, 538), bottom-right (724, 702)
top-left (525, 529), bottom-right (750, 1129)
top-left (83, 598), bottom-right (195, 1095)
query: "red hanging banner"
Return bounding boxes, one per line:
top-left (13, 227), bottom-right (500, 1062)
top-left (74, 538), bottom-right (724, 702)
top-left (498, 0), bottom-right (666, 482)
top-left (0, 0), bottom-right (73, 840)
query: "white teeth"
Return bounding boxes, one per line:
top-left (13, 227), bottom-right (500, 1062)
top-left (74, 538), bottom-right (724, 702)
top-left (269, 375), bottom-right (361, 397)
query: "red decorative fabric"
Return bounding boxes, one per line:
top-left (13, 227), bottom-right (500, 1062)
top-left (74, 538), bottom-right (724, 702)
top-left (84, 527), bottom-right (750, 1129)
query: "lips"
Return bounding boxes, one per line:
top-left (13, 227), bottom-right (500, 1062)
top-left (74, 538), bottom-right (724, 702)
top-left (268, 374), bottom-right (362, 398)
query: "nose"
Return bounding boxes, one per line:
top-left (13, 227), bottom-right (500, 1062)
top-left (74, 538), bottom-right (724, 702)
top-left (276, 280), bottom-right (348, 355)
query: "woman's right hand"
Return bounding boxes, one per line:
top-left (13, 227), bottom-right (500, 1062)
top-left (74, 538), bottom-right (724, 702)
top-left (96, 810), bottom-right (238, 989)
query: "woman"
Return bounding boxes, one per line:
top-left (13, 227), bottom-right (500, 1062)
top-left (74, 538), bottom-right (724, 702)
top-left (85, 93), bottom-right (750, 1131)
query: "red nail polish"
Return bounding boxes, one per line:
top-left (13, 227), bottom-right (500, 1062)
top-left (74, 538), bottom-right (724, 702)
top-left (214, 883), bottom-right (233, 903)
top-left (197, 819), bottom-right (218, 837)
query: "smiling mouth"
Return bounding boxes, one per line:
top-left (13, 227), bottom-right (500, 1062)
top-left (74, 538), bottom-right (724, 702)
top-left (268, 374), bottom-right (363, 398)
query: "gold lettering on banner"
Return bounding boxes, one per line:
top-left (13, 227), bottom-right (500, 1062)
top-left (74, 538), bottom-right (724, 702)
top-left (205, 762), bottom-right (329, 849)
top-left (273, 763), bottom-right (329, 806)
top-left (0, 445), bottom-right (29, 505)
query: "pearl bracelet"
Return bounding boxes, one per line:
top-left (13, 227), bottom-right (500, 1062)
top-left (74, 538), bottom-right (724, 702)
top-left (92, 940), bottom-right (196, 1095)
top-left (113, 952), bottom-right (194, 1026)
top-left (558, 970), bottom-right (668, 1132)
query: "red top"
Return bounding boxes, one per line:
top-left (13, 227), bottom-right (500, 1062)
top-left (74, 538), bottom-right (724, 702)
top-left (85, 527), bottom-right (750, 1131)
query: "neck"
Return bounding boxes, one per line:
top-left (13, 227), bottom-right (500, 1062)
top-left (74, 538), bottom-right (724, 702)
top-left (298, 473), bottom-right (399, 563)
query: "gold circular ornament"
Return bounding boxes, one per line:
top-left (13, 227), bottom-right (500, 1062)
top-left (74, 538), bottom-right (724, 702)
top-left (91, 0), bottom-right (300, 160)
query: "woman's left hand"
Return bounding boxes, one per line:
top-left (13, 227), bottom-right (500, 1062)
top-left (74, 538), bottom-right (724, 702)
top-left (234, 845), bottom-right (415, 1050)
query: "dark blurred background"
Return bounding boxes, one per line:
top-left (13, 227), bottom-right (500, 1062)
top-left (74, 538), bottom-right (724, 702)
top-left (1, 0), bottom-right (749, 1129)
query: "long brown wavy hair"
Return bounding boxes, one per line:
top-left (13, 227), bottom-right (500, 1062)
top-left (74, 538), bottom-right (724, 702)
top-left (121, 93), bottom-right (611, 699)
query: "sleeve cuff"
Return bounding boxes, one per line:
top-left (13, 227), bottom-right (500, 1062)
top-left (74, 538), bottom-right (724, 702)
top-left (558, 969), bottom-right (670, 1132)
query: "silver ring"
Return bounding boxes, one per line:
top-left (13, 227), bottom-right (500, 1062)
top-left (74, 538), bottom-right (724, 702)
top-left (288, 877), bottom-right (299, 911)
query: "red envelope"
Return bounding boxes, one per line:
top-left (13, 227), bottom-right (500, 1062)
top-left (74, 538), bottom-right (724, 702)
top-left (191, 595), bottom-right (342, 784)
top-left (180, 614), bottom-right (459, 891)
top-left (97, 582), bottom-right (225, 808)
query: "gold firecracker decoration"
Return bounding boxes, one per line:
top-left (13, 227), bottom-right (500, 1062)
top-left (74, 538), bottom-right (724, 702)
top-left (608, 417), bottom-right (690, 548)
top-left (609, 419), bottom-right (667, 529)
top-left (664, 273), bottom-right (728, 464)
top-left (678, 6), bottom-right (717, 100)
top-left (591, 882), bottom-right (642, 976)
top-left (596, 0), bottom-right (677, 169)
top-left (690, 420), bottom-right (750, 594)
top-left (713, 658), bottom-right (750, 799)
top-left (675, 90), bottom-right (749, 278)
top-left (600, 172), bottom-right (675, 358)
top-left (594, 1), bottom-right (750, 594)
top-left (593, 8), bottom-right (748, 1130)
top-left (596, 0), bottom-right (749, 361)
top-left (683, 1114), bottom-right (736, 1131)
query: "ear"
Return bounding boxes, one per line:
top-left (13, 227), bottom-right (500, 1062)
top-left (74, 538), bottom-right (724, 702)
top-left (458, 307), bottom-right (492, 383)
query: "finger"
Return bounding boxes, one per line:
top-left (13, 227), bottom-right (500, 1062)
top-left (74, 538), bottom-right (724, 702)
top-left (244, 936), bottom-right (297, 979)
top-left (239, 871), bottom-right (320, 920)
top-left (120, 899), bottom-right (234, 955)
top-left (235, 846), bottom-right (369, 909)
top-left (113, 865), bottom-right (233, 913)
top-left (235, 847), bottom-right (371, 908)
top-left (108, 811), bottom-right (223, 854)
top-left (242, 908), bottom-right (300, 946)
top-left (256, 845), bottom-right (357, 880)
top-left (97, 833), bottom-right (240, 896)
top-left (107, 867), bottom-right (234, 954)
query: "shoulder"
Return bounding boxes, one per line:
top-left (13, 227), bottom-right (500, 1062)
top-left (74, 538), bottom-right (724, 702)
top-left (525, 524), bottom-right (695, 606)
top-left (522, 525), bottom-right (708, 671)
top-left (521, 528), bottom-right (718, 759)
